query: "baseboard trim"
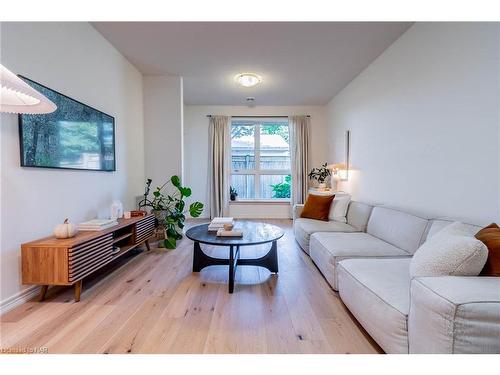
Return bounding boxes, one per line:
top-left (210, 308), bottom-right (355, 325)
top-left (0, 286), bottom-right (39, 316)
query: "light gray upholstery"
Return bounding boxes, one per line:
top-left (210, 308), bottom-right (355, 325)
top-left (310, 232), bottom-right (410, 290)
top-left (294, 218), bottom-right (359, 254)
top-left (409, 277), bottom-right (500, 353)
top-left (366, 207), bottom-right (428, 254)
top-left (293, 199), bottom-right (499, 354)
top-left (293, 204), bottom-right (304, 221)
top-left (424, 219), bottom-right (482, 241)
top-left (346, 201), bottom-right (374, 231)
top-left (338, 258), bottom-right (412, 354)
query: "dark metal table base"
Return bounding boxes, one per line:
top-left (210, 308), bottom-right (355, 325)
top-left (192, 241), bottom-right (279, 293)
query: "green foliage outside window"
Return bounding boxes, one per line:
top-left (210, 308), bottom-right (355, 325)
top-left (271, 175), bottom-right (291, 199)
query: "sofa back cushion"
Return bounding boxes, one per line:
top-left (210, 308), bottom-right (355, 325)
top-left (367, 207), bottom-right (429, 254)
top-left (425, 219), bottom-right (481, 241)
top-left (346, 201), bottom-right (373, 231)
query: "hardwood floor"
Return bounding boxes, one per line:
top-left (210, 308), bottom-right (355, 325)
top-left (0, 219), bottom-right (382, 354)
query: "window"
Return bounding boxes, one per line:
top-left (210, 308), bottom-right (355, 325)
top-left (231, 118), bottom-right (291, 200)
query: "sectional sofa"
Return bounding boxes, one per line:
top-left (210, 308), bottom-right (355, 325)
top-left (293, 201), bottom-right (500, 354)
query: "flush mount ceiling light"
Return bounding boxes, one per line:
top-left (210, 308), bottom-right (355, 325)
top-left (0, 64), bottom-right (57, 114)
top-left (235, 73), bottom-right (262, 88)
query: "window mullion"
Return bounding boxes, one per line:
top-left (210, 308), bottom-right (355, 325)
top-left (255, 123), bottom-right (260, 198)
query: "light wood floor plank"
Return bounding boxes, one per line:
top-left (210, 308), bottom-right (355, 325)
top-left (0, 219), bottom-right (382, 354)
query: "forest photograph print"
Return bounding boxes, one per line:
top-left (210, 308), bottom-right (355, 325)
top-left (19, 77), bottom-right (115, 171)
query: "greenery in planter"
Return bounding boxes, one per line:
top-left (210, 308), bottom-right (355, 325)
top-left (308, 162), bottom-right (331, 184)
top-left (271, 175), bottom-right (291, 198)
top-left (230, 186), bottom-right (238, 201)
top-left (138, 176), bottom-right (204, 249)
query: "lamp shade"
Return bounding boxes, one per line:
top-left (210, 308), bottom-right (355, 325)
top-left (327, 163), bottom-right (346, 172)
top-left (0, 64), bottom-right (57, 114)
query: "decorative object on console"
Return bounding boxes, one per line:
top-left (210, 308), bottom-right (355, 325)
top-left (410, 222), bottom-right (488, 278)
top-left (138, 175), bottom-right (204, 249)
top-left (124, 211), bottom-right (131, 219)
top-left (78, 218), bottom-right (118, 231)
top-left (53, 218), bottom-right (78, 239)
top-left (475, 223), bottom-right (500, 276)
top-left (308, 162), bottom-right (332, 191)
top-left (230, 186), bottom-right (238, 201)
top-left (0, 64), bottom-right (56, 114)
top-left (110, 200), bottom-right (124, 220)
top-left (300, 193), bottom-right (335, 221)
top-left (130, 210), bottom-right (147, 217)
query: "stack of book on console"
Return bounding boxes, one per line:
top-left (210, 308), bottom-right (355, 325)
top-left (78, 219), bottom-right (118, 231)
top-left (208, 217), bottom-right (243, 237)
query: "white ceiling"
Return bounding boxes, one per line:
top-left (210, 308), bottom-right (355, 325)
top-left (92, 22), bottom-right (412, 106)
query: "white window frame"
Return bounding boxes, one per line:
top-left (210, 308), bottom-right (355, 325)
top-left (230, 118), bottom-right (291, 201)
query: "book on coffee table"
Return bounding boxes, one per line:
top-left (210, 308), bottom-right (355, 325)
top-left (216, 228), bottom-right (243, 237)
top-left (208, 217), bottom-right (234, 232)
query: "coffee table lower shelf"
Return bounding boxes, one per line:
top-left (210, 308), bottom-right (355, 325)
top-left (192, 240), bottom-right (279, 293)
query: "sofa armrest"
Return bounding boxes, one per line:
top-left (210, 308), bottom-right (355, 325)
top-left (409, 276), bottom-right (500, 353)
top-left (293, 204), bottom-right (304, 221)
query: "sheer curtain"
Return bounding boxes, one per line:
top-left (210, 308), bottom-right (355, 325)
top-left (208, 115), bottom-right (231, 218)
top-left (289, 115), bottom-right (310, 206)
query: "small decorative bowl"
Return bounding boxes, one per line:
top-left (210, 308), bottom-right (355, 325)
top-left (223, 223), bottom-right (234, 231)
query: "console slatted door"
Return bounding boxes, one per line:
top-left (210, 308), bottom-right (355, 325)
top-left (68, 234), bottom-right (113, 282)
top-left (135, 216), bottom-right (155, 244)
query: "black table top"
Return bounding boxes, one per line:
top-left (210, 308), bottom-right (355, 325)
top-left (185, 221), bottom-right (284, 246)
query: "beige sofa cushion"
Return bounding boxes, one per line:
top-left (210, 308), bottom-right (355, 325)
top-left (346, 201), bottom-right (373, 231)
top-left (366, 206), bottom-right (429, 254)
top-left (409, 276), bottom-right (500, 353)
top-left (338, 258), bottom-right (412, 354)
top-left (309, 232), bottom-right (410, 290)
top-left (293, 218), bottom-right (359, 254)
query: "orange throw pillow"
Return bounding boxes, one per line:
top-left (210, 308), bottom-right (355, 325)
top-left (475, 223), bottom-right (500, 276)
top-left (300, 194), bottom-right (335, 222)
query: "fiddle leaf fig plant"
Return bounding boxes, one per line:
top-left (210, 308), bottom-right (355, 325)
top-left (138, 175), bottom-right (204, 249)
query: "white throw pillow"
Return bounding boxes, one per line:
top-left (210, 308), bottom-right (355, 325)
top-left (328, 194), bottom-right (351, 223)
top-left (433, 221), bottom-right (480, 238)
top-left (410, 225), bottom-right (488, 278)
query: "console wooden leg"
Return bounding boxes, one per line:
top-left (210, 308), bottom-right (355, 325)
top-left (39, 285), bottom-right (49, 301)
top-left (74, 280), bottom-right (82, 302)
top-left (145, 239), bottom-right (151, 251)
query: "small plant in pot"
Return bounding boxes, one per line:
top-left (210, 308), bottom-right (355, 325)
top-left (138, 176), bottom-right (204, 249)
top-left (230, 186), bottom-right (238, 201)
top-left (308, 162), bottom-right (331, 190)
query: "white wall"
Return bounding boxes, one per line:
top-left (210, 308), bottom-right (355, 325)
top-left (0, 23), bottom-right (145, 305)
top-left (326, 23), bottom-right (500, 224)
top-left (143, 76), bottom-right (184, 187)
top-left (184, 105), bottom-right (328, 218)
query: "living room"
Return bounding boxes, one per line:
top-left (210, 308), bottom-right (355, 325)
top-left (1, 0), bottom-right (499, 371)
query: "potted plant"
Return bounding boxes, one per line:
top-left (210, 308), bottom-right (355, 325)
top-left (138, 176), bottom-right (204, 249)
top-left (308, 162), bottom-right (332, 190)
top-left (230, 186), bottom-right (238, 201)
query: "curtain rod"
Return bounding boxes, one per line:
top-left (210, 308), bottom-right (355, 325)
top-left (206, 115), bottom-right (310, 118)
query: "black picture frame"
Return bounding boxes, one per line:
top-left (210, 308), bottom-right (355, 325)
top-left (18, 75), bottom-right (116, 172)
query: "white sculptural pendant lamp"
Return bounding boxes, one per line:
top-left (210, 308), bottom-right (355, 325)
top-left (0, 64), bottom-right (57, 114)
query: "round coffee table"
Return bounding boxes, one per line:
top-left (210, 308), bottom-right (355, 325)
top-left (185, 221), bottom-right (284, 293)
